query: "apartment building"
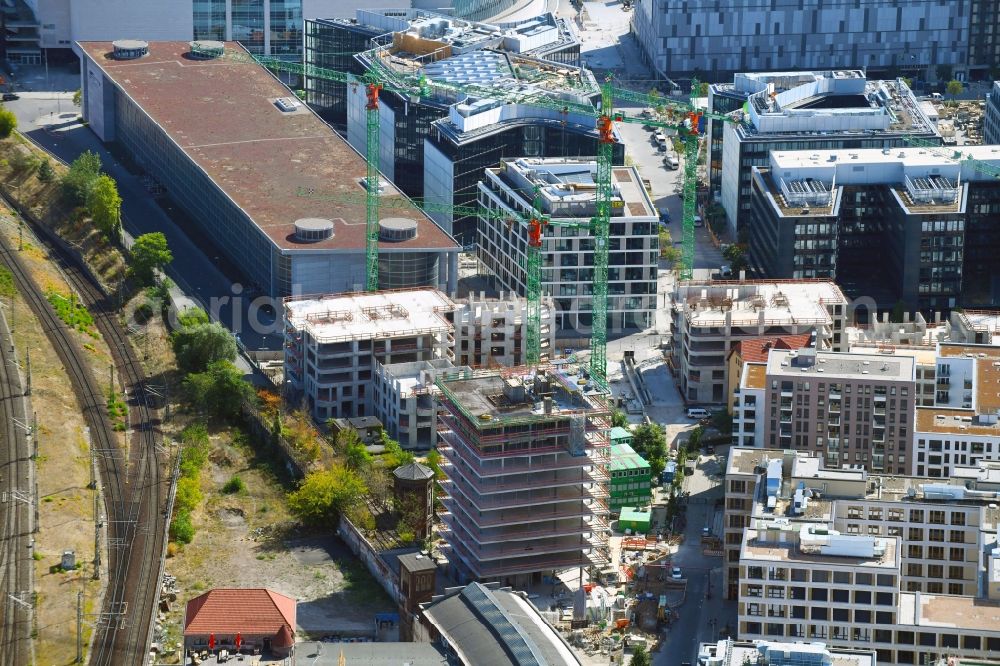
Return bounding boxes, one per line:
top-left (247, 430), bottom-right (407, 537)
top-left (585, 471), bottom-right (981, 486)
top-left (705, 72), bottom-right (939, 235)
top-left (631, 1), bottom-right (969, 82)
top-left (671, 280), bottom-right (848, 404)
top-left (749, 147), bottom-right (1000, 310)
top-left (478, 158), bottom-right (658, 336)
top-left (283, 289), bottom-right (455, 421)
top-left (725, 334), bottom-right (813, 414)
top-left (435, 366), bottom-right (611, 586)
top-left (725, 447), bottom-right (1000, 664)
top-left (914, 342), bottom-right (1000, 477)
top-left (452, 292), bottom-right (556, 368)
top-left (373, 359), bottom-right (471, 450)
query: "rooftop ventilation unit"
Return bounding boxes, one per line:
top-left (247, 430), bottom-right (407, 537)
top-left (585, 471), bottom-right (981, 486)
top-left (293, 218), bottom-right (334, 243)
top-left (190, 40), bottom-right (225, 59)
top-left (112, 40), bottom-right (148, 60)
top-left (379, 217), bottom-right (418, 242)
top-left (275, 97), bottom-right (302, 112)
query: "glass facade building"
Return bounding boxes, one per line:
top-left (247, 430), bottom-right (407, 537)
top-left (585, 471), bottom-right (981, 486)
top-left (193, 0), bottom-right (227, 42)
top-left (192, 0), bottom-right (302, 58)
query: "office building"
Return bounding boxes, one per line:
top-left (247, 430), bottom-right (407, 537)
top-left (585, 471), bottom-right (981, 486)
top-left (478, 158), bottom-right (658, 335)
top-left (706, 72), bottom-right (939, 236)
top-left (77, 41), bottom-right (459, 298)
top-left (452, 292), bottom-right (556, 368)
top-left (16, 0), bottom-right (361, 63)
top-left (373, 359), bottom-right (470, 450)
top-left (435, 366), bottom-right (611, 586)
top-left (969, 0), bottom-right (1000, 80)
top-left (304, 9), bottom-right (580, 130)
top-left (631, 1), bottom-right (969, 82)
top-left (697, 638), bottom-right (876, 666)
top-left (608, 441), bottom-right (651, 513)
top-left (725, 447), bottom-right (1000, 664)
top-left (671, 280), bottom-right (848, 404)
top-left (283, 289), bottom-right (455, 420)
top-left (913, 342), bottom-right (1000, 478)
top-left (303, 11), bottom-right (603, 242)
top-left (732, 347), bottom-right (916, 473)
top-left (749, 146), bottom-right (1000, 310)
top-left (986, 82), bottom-right (1000, 146)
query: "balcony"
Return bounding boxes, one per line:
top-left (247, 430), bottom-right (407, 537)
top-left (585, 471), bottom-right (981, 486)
top-left (438, 432), bottom-right (608, 477)
top-left (439, 497), bottom-right (607, 527)
top-left (828, 403), bottom-right (841, 414)
top-left (874, 406), bottom-right (886, 416)
top-left (438, 510), bottom-right (608, 545)
top-left (440, 458), bottom-right (607, 495)
top-left (442, 539), bottom-right (608, 578)
top-left (439, 477), bottom-right (609, 513)
top-left (874, 394), bottom-right (886, 403)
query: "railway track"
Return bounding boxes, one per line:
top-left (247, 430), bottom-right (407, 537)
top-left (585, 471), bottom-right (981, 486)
top-left (0, 255), bottom-right (33, 666)
top-left (0, 199), bottom-right (166, 666)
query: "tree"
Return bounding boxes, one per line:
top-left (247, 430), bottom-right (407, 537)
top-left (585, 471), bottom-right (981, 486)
top-left (177, 306), bottom-right (210, 328)
top-left (425, 448), bottom-right (445, 480)
top-left (0, 107), bottom-right (16, 139)
top-left (129, 232), bottom-right (173, 285)
top-left (182, 360), bottom-right (254, 419)
top-left (382, 434), bottom-right (415, 469)
top-left (723, 244), bottom-right (749, 272)
top-left (172, 322), bottom-right (237, 373)
top-left (632, 422), bottom-right (667, 480)
top-left (335, 427), bottom-right (371, 470)
top-left (630, 646), bottom-right (651, 666)
top-left (37, 158), bottom-right (54, 183)
top-left (72, 89), bottom-right (82, 107)
top-left (287, 464), bottom-right (367, 526)
top-left (611, 410), bottom-right (628, 428)
top-left (87, 174), bottom-right (122, 238)
top-left (901, 76), bottom-right (913, 90)
top-left (946, 79), bottom-right (964, 97)
top-left (61, 150), bottom-right (102, 205)
top-left (698, 81), bottom-right (709, 96)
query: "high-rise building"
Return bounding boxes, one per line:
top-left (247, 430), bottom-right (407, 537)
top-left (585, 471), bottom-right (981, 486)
top-left (477, 158), bottom-right (658, 336)
top-left (748, 146), bottom-right (1000, 310)
top-left (435, 367), bottom-right (611, 586)
top-left (706, 71), bottom-right (939, 236)
top-left (724, 447), bottom-right (1000, 665)
top-left (671, 280), bottom-right (848, 404)
top-left (985, 82), bottom-right (1000, 145)
top-left (631, 0), bottom-right (970, 82)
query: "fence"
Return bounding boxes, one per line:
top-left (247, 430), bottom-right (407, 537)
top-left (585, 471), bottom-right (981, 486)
top-left (336, 513), bottom-right (404, 606)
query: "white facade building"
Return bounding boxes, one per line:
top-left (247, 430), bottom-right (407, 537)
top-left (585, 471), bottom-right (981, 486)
top-left (452, 292), bottom-right (556, 368)
top-left (373, 358), bottom-right (469, 450)
top-left (284, 289), bottom-right (456, 421)
top-left (477, 158), bottom-right (658, 336)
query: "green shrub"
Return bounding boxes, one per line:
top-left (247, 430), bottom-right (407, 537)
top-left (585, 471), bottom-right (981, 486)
top-left (221, 475), bottom-right (245, 494)
top-left (170, 511), bottom-right (195, 544)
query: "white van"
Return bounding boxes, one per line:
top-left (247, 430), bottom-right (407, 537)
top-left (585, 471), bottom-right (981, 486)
top-left (687, 408), bottom-right (710, 419)
top-left (663, 153), bottom-right (680, 169)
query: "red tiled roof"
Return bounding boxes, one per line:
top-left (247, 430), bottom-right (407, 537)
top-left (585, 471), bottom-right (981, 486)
top-left (273, 624), bottom-right (294, 648)
top-left (184, 588), bottom-right (296, 637)
top-left (731, 334), bottom-right (813, 363)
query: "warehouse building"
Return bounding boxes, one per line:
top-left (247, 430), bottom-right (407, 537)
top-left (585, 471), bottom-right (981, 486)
top-left (749, 146), bottom-right (1000, 310)
top-left (725, 447), bottom-right (1000, 664)
top-left (478, 158), bottom-right (658, 336)
top-left (705, 71), bottom-right (939, 235)
top-left (435, 366), bottom-right (611, 586)
top-left (76, 40), bottom-right (460, 298)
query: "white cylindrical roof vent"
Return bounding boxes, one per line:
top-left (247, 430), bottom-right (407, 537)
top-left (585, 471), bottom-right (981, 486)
top-left (190, 40), bottom-right (225, 59)
top-left (112, 40), bottom-right (149, 60)
top-left (293, 218), bottom-right (334, 242)
top-left (379, 217), bottom-right (418, 242)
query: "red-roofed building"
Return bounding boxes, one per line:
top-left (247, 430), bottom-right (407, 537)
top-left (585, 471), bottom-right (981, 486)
top-left (184, 588), bottom-right (296, 658)
top-left (726, 334), bottom-right (814, 413)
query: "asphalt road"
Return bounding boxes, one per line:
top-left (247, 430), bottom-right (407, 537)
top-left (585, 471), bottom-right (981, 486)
top-left (4, 92), bottom-right (280, 351)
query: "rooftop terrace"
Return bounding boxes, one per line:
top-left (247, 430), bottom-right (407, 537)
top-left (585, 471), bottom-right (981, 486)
top-left (674, 280), bottom-right (845, 327)
top-left (78, 41), bottom-right (457, 255)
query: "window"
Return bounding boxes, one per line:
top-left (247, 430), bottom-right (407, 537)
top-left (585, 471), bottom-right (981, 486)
top-left (929, 510), bottom-right (946, 524)
top-left (927, 546), bottom-right (945, 560)
top-left (811, 607), bottom-right (828, 620)
top-left (855, 573), bottom-right (872, 586)
top-left (832, 589), bottom-right (849, 602)
top-left (948, 566), bottom-right (964, 579)
top-left (812, 570), bottom-right (830, 583)
top-left (811, 588), bottom-right (828, 601)
top-left (950, 531), bottom-right (965, 544)
top-left (950, 547), bottom-right (965, 561)
top-left (910, 509), bottom-right (924, 522)
top-left (949, 583), bottom-right (964, 595)
top-left (833, 571), bottom-right (851, 585)
top-left (951, 512), bottom-right (966, 525)
top-left (854, 590), bottom-right (871, 604)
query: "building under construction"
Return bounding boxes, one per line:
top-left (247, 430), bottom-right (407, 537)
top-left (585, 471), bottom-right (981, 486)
top-left (435, 365), bottom-right (611, 587)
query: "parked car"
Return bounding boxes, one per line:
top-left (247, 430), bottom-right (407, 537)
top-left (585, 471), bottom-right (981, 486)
top-left (663, 153), bottom-right (680, 169)
top-left (702, 526), bottom-right (711, 536)
top-left (719, 264), bottom-right (733, 278)
top-left (671, 566), bottom-right (683, 579)
top-left (693, 215), bottom-right (705, 227)
top-left (658, 208), bottom-right (671, 224)
top-left (687, 408), bottom-right (710, 419)
top-left (2, 93), bottom-right (19, 101)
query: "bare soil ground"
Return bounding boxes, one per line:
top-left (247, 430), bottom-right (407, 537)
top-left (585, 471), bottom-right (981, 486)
top-left (156, 427), bottom-right (394, 663)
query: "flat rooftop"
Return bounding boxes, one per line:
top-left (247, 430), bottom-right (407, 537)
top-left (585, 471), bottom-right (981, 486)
top-left (78, 41), bottom-right (458, 254)
top-left (436, 367), bottom-right (606, 423)
top-left (900, 593), bottom-right (1000, 632)
top-left (768, 146), bottom-right (1000, 184)
top-left (674, 280), bottom-right (846, 327)
top-left (917, 407), bottom-right (1000, 437)
top-left (726, 447), bottom-right (774, 476)
top-left (938, 343), bottom-right (1000, 359)
top-left (766, 349), bottom-right (915, 382)
top-left (742, 363), bottom-right (767, 390)
top-left (704, 640), bottom-right (875, 666)
top-left (741, 529), bottom-right (897, 569)
top-left (284, 289), bottom-right (454, 343)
